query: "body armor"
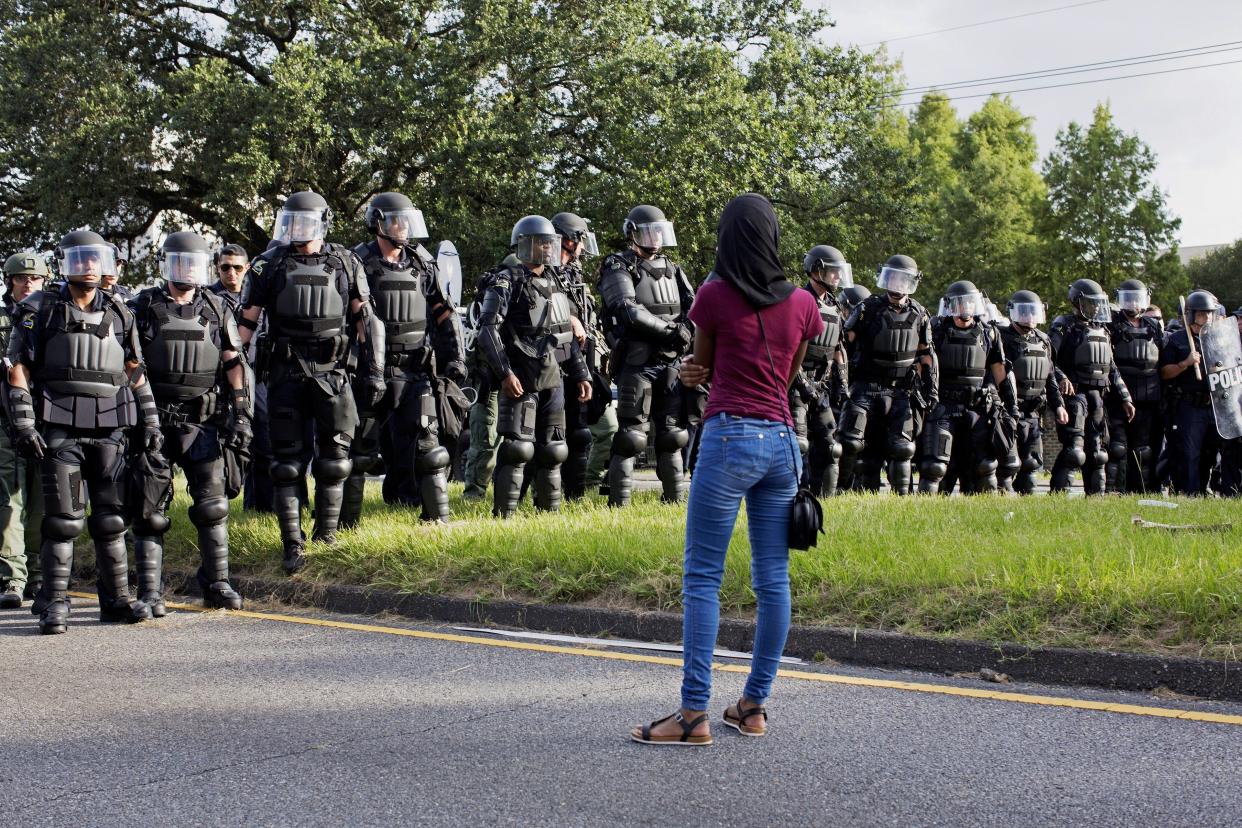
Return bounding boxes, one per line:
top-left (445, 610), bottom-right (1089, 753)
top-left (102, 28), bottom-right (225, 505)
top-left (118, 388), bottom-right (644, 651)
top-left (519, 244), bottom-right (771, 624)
top-left (140, 296), bottom-right (223, 402)
top-left (1070, 324), bottom-right (1113, 389)
top-left (511, 273), bottom-right (574, 359)
top-left (1002, 327), bottom-right (1053, 401)
top-left (38, 302), bottom-right (128, 398)
top-left (855, 300), bottom-right (922, 384)
top-left (804, 292), bottom-right (842, 370)
top-left (630, 257), bottom-right (682, 322)
top-left (1111, 318), bottom-right (1161, 401)
top-left (936, 321), bottom-right (988, 392)
top-left (365, 253), bottom-right (429, 354)
top-left (270, 252), bottom-right (347, 342)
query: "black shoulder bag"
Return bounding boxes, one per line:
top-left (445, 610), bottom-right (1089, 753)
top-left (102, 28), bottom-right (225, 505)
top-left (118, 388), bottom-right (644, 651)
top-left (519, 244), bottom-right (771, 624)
top-left (756, 310), bottom-right (824, 551)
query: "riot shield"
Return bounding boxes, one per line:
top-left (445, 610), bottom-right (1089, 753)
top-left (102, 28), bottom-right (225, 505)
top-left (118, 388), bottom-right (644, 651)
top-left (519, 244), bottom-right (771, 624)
top-left (437, 240), bottom-right (462, 308)
top-left (1198, 318), bottom-right (1242, 439)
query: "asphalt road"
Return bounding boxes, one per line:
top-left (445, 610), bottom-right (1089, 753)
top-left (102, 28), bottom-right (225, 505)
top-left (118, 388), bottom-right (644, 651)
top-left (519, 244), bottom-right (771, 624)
top-left (4, 596), bottom-right (1238, 827)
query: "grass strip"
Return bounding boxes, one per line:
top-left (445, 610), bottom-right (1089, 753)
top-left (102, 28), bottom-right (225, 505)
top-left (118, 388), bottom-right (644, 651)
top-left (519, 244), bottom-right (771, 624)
top-left (158, 484), bottom-right (1242, 660)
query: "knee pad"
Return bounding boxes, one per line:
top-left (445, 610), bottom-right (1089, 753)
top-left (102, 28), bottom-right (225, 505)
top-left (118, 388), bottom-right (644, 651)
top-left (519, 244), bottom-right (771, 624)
top-left (536, 440), bottom-right (570, 467)
top-left (134, 514), bottom-right (172, 536)
top-left (1089, 449), bottom-right (1108, 468)
top-left (498, 438), bottom-right (535, 466)
top-left (829, 441), bottom-right (842, 462)
top-left (188, 496), bottom-right (230, 527)
top-left (655, 428), bottom-right (689, 453)
top-left (1108, 440), bottom-right (1127, 462)
top-left (888, 438), bottom-right (916, 462)
top-left (920, 460), bottom-right (947, 480)
top-left (1020, 454), bottom-right (1042, 474)
top-left (974, 458), bottom-right (998, 477)
top-left (567, 427), bottom-right (592, 451)
top-left (1133, 445), bottom-right (1153, 466)
top-left (87, 510), bottom-right (127, 538)
top-left (612, 429), bottom-right (648, 458)
top-left (312, 456), bottom-right (352, 483)
top-left (271, 461), bottom-right (304, 484)
top-left (416, 445), bottom-right (451, 473)
top-left (351, 452), bottom-right (382, 475)
top-left (1066, 447), bottom-right (1086, 467)
top-left (42, 514), bottom-right (86, 541)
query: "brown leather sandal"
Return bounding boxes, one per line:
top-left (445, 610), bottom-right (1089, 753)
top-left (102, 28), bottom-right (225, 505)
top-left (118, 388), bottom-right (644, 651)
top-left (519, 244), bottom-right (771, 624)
top-left (630, 711), bottom-right (713, 746)
top-left (723, 699), bottom-right (767, 737)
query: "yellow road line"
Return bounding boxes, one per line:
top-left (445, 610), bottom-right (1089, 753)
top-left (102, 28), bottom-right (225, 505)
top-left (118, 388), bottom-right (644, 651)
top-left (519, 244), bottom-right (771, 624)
top-left (68, 592), bottom-right (1242, 727)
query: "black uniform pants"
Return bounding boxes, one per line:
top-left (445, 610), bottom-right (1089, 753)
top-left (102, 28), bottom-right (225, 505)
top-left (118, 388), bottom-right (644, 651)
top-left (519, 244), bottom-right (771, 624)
top-left (998, 409), bottom-right (1044, 494)
top-left (1051, 389), bottom-right (1109, 495)
top-left (609, 362), bottom-right (689, 506)
top-left (494, 382), bottom-right (567, 517)
top-left (918, 399), bottom-right (996, 494)
top-left (1106, 398), bottom-right (1162, 493)
top-left (836, 384), bottom-right (916, 495)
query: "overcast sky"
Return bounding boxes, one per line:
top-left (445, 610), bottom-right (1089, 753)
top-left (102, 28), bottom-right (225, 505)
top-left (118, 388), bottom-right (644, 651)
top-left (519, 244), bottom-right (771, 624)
top-left (816, 0), bottom-right (1242, 247)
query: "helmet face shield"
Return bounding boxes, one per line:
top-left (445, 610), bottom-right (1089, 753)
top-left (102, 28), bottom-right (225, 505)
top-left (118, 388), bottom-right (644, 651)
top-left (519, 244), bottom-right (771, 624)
top-left (1077, 294), bottom-right (1111, 322)
top-left (943, 290), bottom-right (984, 320)
top-left (515, 233), bottom-right (562, 266)
top-left (1008, 301), bottom-right (1046, 327)
top-left (58, 243), bottom-right (118, 282)
top-left (376, 208), bottom-right (428, 243)
top-left (581, 230), bottom-right (599, 258)
top-left (1116, 288), bottom-right (1150, 313)
top-left (161, 250), bottom-right (211, 286)
top-left (273, 209), bottom-right (326, 244)
top-left (813, 262), bottom-right (853, 289)
top-left (630, 221), bottom-right (676, 249)
top-left (876, 265), bottom-right (919, 295)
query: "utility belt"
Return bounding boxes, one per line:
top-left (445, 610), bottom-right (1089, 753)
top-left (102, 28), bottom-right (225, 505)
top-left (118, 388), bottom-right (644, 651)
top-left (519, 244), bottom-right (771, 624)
top-left (939, 384), bottom-right (986, 406)
top-left (259, 335), bottom-right (348, 377)
top-left (156, 394), bottom-right (218, 426)
top-left (1019, 397), bottom-right (1044, 415)
top-left (1179, 390), bottom-right (1213, 408)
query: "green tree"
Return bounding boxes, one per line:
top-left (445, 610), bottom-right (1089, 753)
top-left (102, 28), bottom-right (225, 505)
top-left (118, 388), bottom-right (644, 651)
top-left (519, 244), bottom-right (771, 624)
top-left (1185, 241), bottom-right (1242, 312)
top-left (1040, 102), bottom-right (1183, 311)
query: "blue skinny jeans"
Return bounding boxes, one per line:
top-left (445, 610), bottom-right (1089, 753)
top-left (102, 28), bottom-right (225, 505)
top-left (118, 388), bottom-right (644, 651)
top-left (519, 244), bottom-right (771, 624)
top-left (681, 413), bottom-right (801, 710)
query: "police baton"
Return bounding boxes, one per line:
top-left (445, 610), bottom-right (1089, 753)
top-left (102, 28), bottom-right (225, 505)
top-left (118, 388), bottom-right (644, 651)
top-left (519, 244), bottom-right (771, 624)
top-left (1179, 296), bottom-right (1203, 381)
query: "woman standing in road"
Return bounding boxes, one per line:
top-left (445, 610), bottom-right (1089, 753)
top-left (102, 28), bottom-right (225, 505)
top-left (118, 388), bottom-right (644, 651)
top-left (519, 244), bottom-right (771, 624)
top-left (631, 193), bottom-right (823, 745)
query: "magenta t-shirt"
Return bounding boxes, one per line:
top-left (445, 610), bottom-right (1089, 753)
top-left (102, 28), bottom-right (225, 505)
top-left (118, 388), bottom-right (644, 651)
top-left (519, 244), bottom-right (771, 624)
top-left (689, 278), bottom-right (824, 425)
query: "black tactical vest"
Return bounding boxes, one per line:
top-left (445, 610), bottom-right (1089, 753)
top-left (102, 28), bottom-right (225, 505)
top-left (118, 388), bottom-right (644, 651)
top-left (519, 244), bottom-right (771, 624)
top-left (631, 256), bottom-right (681, 322)
top-left (804, 290), bottom-right (842, 370)
top-left (38, 300), bottom-right (128, 398)
top-left (510, 271), bottom-right (575, 358)
top-left (270, 251), bottom-right (348, 342)
top-left (1070, 323), bottom-right (1113, 389)
top-left (857, 300), bottom-right (922, 383)
top-left (360, 248), bottom-right (429, 353)
top-left (1111, 317), bottom-right (1161, 401)
top-left (140, 293), bottom-right (223, 403)
top-left (1002, 327), bottom-right (1053, 401)
top-left (937, 320), bottom-right (989, 391)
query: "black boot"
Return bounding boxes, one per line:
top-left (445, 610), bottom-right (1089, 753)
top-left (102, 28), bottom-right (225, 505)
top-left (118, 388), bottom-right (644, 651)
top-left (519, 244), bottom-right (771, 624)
top-left (95, 534), bottom-right (151, 624)
top-left (196, 520), bottom-right (242, 607)
top-left (133, 535), bottom-right (166, 618)
top-left (39, 595), bottom-right (70, 635)
top-left (282, 539), bottom-right (306, 575)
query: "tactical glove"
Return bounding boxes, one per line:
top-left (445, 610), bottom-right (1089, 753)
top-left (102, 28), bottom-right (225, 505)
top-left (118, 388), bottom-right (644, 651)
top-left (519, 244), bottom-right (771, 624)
top-left (14, 424), bottom-right (46, 461)
top-left (229, 412), bottom-right (254, 452)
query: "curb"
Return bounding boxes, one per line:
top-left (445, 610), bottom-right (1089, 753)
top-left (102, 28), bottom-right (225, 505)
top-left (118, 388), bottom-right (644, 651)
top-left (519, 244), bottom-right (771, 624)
top-left (160, 570), bottom-right (1242, 703)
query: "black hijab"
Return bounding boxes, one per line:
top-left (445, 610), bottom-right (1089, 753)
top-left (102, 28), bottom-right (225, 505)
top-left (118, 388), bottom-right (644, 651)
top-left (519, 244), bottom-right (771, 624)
top-left (713, 193), bottom-right (793, 309)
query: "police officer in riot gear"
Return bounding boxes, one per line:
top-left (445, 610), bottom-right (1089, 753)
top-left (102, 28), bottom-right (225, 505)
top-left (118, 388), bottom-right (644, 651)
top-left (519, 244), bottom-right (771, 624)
top-left (918, 281), bottom-right (1012, 494)
top-left (791, 245), bottom-right (850, 496)
top-left (1159, 290), bottom-right (1222, 495)
top-left (1107, 278), bottom-right (1163, 492)
top-left (344, 191), bottom-right (464, 524)
top-left (238, 191), bottom-right (383, 573)
top-left (839, 284), bottom-right (871, 317)
top-left (129, 231), bottom-right (247, 613)
top-left (0, 252), bottom-right (46, 607)
top-left (475, 216), bottom-right (591, 518)
top-left (1048, 278), bottom-right (1134, 494)
top-left (599, 204), bottom-right (696, 506)
top-left (6, 230), bottom-right (159, 633)
top-left (997, 290), bottom-right (1068, 493)
top-left (551, 211), bottom-right (616, 499)
top-left (838, 255), bottom-right (936, 495)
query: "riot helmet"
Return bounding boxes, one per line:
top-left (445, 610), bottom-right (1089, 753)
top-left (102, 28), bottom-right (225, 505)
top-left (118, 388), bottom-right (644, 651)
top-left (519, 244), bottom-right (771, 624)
top-left (365, 191), bottom-right (428, 245)
top-left (839, 284), bottom-right (871, 312)
top-left (1068, 278), bottom-right (1110, 323)
top-left (56, 229), bottom-right (118, 286)
top-left (876, 254), bottom-right (920, 298)
top-left (552, 212), bottom-right (599, 259)
top-left (623, 204), bottom-right (676, 252)
top-left (273, 190), bottom-right (332, 244)
top-left (803, 245), bottom-right (853, 290)
top-left (1007, 289), bottom-right (1047, 328)
top-left (160, 230), bottom-right (212, 287)
top-left (1185, 289), bottom-right (1223, 327)
top-left (510, 215), bottom-right (561, 267)
top-left (1115, 278), bottom-right (1150, 316)
top-left (941, 280), bottom-right (984, 320)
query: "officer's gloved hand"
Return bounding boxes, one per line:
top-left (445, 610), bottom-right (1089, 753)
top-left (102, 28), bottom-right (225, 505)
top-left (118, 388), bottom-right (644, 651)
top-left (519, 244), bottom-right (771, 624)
top-left (445, 360), bottom-right (468, 385)
top-left (13, 424), bottom-right (46, 460)
top-left (142, 422), bottom-right (164, 454)
top-left (361, 377), bottom-right (387, 409)
top-left (229, 413), bottom-right (254, 452)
